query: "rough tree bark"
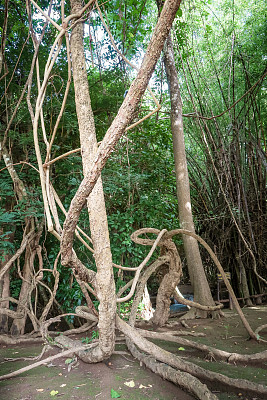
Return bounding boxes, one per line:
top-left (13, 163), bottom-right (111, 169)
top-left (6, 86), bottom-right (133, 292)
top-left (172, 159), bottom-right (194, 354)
top-left (69, 0), bottom-right (117, 362)
top-left (58, 0), bottom-right (182, 363)
top-left (0, 252), bottom-right (10, 333)
top-left (61, 0), bottom-right (182, 267)
top-left (161, 25), bottom-right (219, 318)
top-left (152, 237), bottom-right (182, 326)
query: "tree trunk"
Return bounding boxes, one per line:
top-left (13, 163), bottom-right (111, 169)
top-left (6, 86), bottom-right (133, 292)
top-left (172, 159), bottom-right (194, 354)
top-left (162, 31), bottom-right (219, 318)
top-left (152, 239), bottom-right (182, 326)
top-left (69, 0), bottom-right (116, 362)
top-left (0, 219), bottom-right (13, 333)
top-left (236, 253), bottom-right (253, 307)
top-left (0, 256), bottom-right (10, 333)
top-left (61, 0), bottom-right (182, 265)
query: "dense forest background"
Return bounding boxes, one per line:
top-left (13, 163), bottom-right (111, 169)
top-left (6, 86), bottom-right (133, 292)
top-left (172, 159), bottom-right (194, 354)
top-left (0, 0), bottom-right (266, 333)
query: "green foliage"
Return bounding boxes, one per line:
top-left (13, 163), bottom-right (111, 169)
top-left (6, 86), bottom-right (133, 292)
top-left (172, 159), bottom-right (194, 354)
top-left (9, 278), bottom-right (22, 299)
top-left (111, 388), bottom-right (121, 398)
top-left (93, 0), bottom-right (153, 59)
top-left (118, 300), bottom-right (145, 321)
top-left (81, 330), bottom-right (99, 344)
top-left (1, 0), bottom-right (266, 325)
top-left (174, 0), bottom-right (267, 288)
top-left (0, 232), bottom-right (15, 260)
top-left (118, 300), bottom-right (133, 321)
top-left (55, 276), bottom-right (84, 321)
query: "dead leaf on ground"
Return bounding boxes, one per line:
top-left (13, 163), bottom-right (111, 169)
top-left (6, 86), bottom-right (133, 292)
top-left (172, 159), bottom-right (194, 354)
top-left (124, 380), bottom-right (135, 387)
top-left (46, 362), bottom-right (56, 367)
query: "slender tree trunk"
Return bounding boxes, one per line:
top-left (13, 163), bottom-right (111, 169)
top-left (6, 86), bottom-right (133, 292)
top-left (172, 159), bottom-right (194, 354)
top-left (162, 31), bottom-right (219, 318)
top-left (69, 0), bottom-right (116, 362)
top-left (236, 253), bottom-right (253, 307)
top-left (0, 255), bottom-right (10, 333)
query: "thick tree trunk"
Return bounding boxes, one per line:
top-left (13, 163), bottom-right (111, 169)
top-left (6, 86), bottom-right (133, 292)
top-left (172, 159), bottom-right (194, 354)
top-left (69, 0), bottom-right (116, 362)
top-left (162, 32), bottom-right (218, 318)
top-left (61, 0), bottom-right (182, 266)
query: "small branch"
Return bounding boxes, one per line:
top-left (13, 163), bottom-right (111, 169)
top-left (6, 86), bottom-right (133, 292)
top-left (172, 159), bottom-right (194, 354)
top-left (43, 148), bottom-right (81, 167)
top-left (30, 0), bottom-right (62, 31)
top-left (137, 329), bottom-right (267, 364)
top-left (96, 0), bottom-right (161, 131)
top-left (0, 230), bottom-right (35, 280)
top-left (0, 160), bottom-right (39, 174)
top-left (0, 32), bottom-right (30, 106)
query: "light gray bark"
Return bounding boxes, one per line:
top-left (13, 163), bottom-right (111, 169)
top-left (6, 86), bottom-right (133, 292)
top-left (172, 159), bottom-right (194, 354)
top-left (61, 0), bottom-right (182, 266)
top-left (0, 254), bottom-right (10, 333)
top-left (69, 0), bottom-right (116, 362)
top-left (163, 33), bottom-right (218, 318)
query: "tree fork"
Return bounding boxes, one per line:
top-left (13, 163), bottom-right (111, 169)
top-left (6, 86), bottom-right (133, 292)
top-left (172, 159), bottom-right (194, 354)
top-left (61, 0), bottom-right (183, 265)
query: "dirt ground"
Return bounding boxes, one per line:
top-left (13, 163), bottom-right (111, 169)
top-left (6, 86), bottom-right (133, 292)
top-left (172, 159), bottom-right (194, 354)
top-left (0, 306), bottom-right (266, 400)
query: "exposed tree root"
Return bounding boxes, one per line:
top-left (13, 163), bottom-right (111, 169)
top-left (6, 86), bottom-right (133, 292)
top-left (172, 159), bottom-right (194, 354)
top-left (167, 330), bottom-right (205, 337)
top-left (3, 345), bottom-right (51, 362)
top-left (116, 316), bottom-right (267, 397)
top-left (1, 315), bottom-right (267, 399)
top-left (255, 324), bottom-right (267, 337)
top-left (137, 328), bottom-right (267, 364)
top-left (0, 321), bottom-right (98, 345)
top-left (0, 342), bottom-right (97, 381)
top-left (54, 334), bottom-right (98, 361)
top-left (173, 291), bottom-right (223, 312)
top-left (137, 326), bottom-right (205, 337)
top-left (0, 334), bottom-right (44, 345)
top-left (180, 306), bottom-right (223, 320)
top-left (126, 337), bottom-right (218, 400)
